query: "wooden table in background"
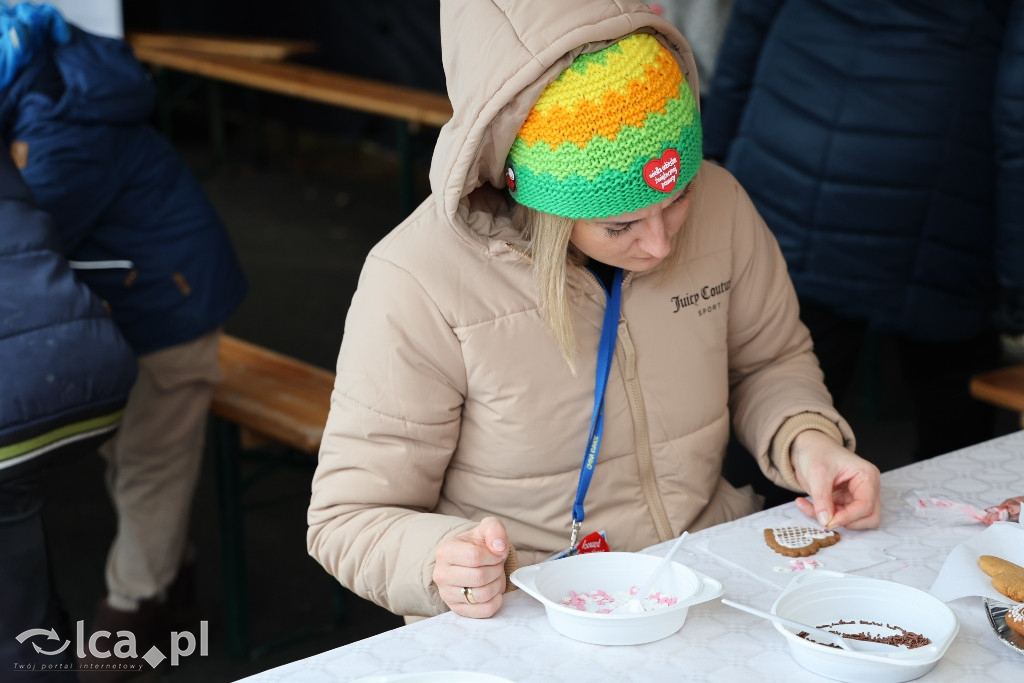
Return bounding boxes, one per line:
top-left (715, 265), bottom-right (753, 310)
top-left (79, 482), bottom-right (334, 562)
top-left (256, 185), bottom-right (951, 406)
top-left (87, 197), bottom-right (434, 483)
top-left (971, 363), bottom-right (1024, 428)
top-left (127, 32), bottom-right (452, 214)
top-left (126, 32), bottom-right (318, 60)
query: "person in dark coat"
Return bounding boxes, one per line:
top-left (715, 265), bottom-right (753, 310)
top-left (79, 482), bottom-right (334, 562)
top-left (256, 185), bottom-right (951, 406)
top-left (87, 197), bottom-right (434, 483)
top-left (703, 0), bottom-right (1024, 463)
top-left (0, 148), bottom-right (137, 682)
top-left (1, 4), bottom-right (247, 678)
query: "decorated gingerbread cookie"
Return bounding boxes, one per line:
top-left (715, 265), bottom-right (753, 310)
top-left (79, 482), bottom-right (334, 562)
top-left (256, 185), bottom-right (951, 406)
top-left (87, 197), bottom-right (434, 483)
top-left (1006, 603), bottom-right (1024, 639)
top-left (978, 555), bottom-right (1024, 603)
top-left (764, 526), bottom-right (840, 558)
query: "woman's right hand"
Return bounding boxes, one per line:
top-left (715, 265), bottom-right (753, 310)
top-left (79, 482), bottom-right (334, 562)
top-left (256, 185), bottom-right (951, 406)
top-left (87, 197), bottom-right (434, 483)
top-left (433, 516), bottom-right (510, 618)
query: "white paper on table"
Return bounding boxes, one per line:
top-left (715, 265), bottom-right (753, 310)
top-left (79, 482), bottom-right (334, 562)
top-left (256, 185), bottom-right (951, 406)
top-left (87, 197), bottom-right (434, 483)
top-left (703, 511), bottom-right (896, 588)
top-left (929, 521), bottom-right (1024, 603)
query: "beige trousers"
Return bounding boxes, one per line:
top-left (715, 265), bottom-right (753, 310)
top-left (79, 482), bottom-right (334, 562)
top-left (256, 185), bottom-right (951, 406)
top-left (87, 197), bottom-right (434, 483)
top-left (100, 329), bottom-right (222, 603)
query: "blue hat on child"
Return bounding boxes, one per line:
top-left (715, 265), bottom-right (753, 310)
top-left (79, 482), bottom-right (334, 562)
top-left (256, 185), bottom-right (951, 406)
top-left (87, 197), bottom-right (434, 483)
top-left (0, 2), bottom-right (70, 95)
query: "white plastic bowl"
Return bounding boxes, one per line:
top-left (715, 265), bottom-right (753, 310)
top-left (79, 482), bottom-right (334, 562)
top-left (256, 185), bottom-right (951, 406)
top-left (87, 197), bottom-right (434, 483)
top-left (770, 571), bottom-right (958, 683)
top-left (510, 551), bottom-right (723, 645)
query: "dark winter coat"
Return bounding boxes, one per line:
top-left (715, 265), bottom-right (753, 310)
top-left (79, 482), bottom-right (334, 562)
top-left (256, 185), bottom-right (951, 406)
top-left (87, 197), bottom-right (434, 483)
top-left (703, 0), bottom-right (1024, 341)
top-left (0, 24), bottom-right (247, 354)
top-left (0, 152), bottom-right (136, 475)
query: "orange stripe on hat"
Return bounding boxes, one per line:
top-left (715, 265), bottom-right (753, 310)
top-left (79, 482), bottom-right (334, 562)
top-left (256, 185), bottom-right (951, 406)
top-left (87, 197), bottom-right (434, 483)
top-left (517, 48), bottom-right (682, 149)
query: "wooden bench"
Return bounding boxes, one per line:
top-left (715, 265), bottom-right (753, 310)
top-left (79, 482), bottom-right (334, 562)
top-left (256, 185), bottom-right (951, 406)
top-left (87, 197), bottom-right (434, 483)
top-left (970, 363), bottom-right (1024, 429)
top-left (129, 38), bottom-right (453, 213)
top-left (131, 46), bottom-right (452, 129)
top-left (126, 32), bottom-right (318, 61)
top-left (210, 334), bottom-right (339, 658)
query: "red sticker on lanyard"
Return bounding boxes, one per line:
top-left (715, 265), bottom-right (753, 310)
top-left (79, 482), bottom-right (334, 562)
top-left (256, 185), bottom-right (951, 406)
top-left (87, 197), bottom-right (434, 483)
top-left (575, 530), bottom-right (610, 554)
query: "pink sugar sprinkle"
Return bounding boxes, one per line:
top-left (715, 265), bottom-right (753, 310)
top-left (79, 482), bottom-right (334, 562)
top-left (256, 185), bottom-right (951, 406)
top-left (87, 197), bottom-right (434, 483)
top-left (566, 596), bottom-right (587, 610)
top-left (560, 587), bottom-right (680, 614)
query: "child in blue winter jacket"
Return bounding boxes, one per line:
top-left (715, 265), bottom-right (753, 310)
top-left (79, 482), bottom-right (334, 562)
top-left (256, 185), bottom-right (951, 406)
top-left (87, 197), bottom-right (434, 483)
top-left (1, 5), bottom-right (247, 678)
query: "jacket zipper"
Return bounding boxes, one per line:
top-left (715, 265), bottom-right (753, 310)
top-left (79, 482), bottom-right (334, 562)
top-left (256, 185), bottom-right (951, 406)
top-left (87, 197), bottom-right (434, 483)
top-left (616, 319), bottom-right (674, 543)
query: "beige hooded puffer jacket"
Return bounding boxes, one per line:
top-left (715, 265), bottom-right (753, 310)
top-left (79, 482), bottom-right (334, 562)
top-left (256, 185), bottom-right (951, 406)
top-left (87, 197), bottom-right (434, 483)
top-left (307, 0), bottom-right (854, 618)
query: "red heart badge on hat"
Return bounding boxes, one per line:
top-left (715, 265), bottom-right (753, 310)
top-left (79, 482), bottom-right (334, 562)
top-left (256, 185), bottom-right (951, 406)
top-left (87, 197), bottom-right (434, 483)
top-left (505, 166), bottom-right (517, 193)
top-left (643, 148), bottom-right (680, 193)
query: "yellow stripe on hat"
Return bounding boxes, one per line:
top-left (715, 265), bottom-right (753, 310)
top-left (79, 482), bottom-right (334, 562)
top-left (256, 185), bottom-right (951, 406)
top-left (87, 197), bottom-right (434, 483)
top-left (531, 34), bottom-right (667, 113)
top-left (517, 40), bottom-right (683, 149)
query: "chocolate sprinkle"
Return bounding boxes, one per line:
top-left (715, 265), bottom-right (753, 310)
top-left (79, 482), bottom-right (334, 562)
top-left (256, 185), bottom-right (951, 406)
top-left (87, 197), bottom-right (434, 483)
top-left (796, 620), bottom-right (932, 650)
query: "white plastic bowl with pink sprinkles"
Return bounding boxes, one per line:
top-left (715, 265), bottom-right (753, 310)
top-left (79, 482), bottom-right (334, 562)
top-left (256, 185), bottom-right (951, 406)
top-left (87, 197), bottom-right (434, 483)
top-left (560, 587), bottom-right (679, 614)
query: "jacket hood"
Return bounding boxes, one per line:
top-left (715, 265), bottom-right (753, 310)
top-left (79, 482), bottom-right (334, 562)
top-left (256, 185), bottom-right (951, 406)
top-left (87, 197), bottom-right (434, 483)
top-left (430, 0), bottom-right (701, 242)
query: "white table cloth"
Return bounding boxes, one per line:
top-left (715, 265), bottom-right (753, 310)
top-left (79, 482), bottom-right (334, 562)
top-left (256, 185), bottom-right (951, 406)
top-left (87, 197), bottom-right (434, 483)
top-left (238, 430), bottom-right (1024, 682)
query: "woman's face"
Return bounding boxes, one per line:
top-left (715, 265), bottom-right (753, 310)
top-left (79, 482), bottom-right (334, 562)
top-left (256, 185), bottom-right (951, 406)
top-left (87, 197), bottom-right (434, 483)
top-left (569, 182), bottom-right (694, 272)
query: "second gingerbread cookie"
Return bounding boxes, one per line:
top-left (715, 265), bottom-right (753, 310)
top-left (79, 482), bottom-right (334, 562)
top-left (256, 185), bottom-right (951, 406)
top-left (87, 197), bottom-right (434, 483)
top-left (1006, 604), bottom-right (1024, 639)
top-left (764, 526), bottom-right (840, 557)
top-left (978, 555), bottom-right (1024, 603)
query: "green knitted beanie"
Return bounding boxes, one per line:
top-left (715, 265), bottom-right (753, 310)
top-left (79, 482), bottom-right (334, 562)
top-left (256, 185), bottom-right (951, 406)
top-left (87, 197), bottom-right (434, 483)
top-left (505, 33), bottom-right (702, 220)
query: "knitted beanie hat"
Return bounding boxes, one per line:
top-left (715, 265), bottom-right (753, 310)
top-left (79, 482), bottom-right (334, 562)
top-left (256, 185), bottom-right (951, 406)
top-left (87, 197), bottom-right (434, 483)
top-left (505, 33), bottom-right (702, 220)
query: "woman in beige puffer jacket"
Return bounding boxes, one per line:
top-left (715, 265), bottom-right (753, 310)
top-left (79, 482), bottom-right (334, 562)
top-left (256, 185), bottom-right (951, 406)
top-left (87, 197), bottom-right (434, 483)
top-left (307, 0), bottom-right (881, 620)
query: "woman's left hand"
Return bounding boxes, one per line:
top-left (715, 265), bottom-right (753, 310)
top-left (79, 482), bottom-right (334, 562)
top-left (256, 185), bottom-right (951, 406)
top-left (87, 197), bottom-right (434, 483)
top-left (789, 429), bottom-right (882, 530)
top-left (982, 495), bottom-right (1024, 525)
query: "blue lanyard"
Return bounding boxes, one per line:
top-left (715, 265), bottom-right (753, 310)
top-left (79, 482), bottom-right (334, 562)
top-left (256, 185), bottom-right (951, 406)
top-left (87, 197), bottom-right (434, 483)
top-left (568, 266), bottom-right (623, 551)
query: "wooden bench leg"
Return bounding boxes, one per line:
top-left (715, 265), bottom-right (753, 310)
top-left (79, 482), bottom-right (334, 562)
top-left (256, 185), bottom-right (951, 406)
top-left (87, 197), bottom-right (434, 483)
top-left (214, 418), bottom-right (251, 659)
top-left (860, 329), bottom-right (881, 421)
top-left (152, 69), bottom-right (207, 153)
top-left (332, 581), bottom-right (348, 629)
top-left (396, 119), bottom-right (413, 216)
top-left (154, 69), bottom-right (174, 141)
top-left (207, 80), bottom-right (228, 170)
top-left (244, 89), bottom-right (265, 165)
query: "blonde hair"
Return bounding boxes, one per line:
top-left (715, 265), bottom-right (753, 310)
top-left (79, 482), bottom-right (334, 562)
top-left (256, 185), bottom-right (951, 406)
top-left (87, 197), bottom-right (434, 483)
top-left (511, 175), bottom-right (700, 374)
top-left (512, 202), bottom-right (582, 371)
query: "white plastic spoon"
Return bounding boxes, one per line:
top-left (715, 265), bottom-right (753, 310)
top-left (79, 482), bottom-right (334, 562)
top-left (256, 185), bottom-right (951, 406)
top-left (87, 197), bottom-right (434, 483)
top-left (613, 531), bottom-right (689, 614)
top-left (720, 598), bottom-right (899, 653)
